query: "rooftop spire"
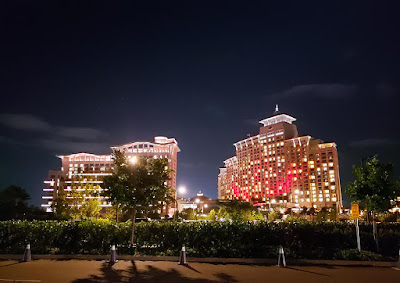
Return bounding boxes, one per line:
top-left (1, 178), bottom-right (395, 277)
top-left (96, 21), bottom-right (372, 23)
top-left (274, 104), bottom-right (280, 115)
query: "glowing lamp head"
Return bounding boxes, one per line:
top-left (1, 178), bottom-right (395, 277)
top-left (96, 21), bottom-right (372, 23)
top-left (195, 198), bottom-right (200, 203)
top-left (178, 186), bottom-right (186, 195)
top-left (129, 156), bottom-right (137, 165)
top-left (204, 204), bottom-right (208, 208)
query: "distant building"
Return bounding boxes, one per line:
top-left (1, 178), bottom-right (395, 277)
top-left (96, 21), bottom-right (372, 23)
top-left (42, 136), bottom-right (180, 212)
top-left (218, 106), bottom-right (342, 210)
top-left (177, 191), bottom-right (218, 214)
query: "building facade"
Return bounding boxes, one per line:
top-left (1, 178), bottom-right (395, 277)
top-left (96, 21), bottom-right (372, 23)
top-left (218, 107), bottom-right (342, 210)
top-left (42, 136), bottom-right (180, 212)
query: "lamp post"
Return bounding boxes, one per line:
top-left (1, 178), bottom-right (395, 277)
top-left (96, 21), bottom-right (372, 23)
top-left (175, 186), bottom-right (186, 221)
top-left (195, 198), bottom-right (200, 215)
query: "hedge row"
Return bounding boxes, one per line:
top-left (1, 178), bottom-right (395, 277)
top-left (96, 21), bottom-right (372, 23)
top-left (0, 220), bottom-right (399, 260)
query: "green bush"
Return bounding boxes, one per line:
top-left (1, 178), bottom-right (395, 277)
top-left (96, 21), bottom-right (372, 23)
top-left (334, 249), bottom-right (386, 261)
top-left (0, 220), bottom-right (399, 260)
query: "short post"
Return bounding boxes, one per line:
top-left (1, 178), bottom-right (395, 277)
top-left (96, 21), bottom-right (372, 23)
top-left (22, 244), bottom-right (31, 262)
top-left (397, 248), bottom-right (400, 268)
top-left (109, 244), bottom-right (117, 264)
top-left (277, 245), bottom-right (286, 267)
top-left (179, 246), bottom-right (187, 265)
top-left (356, 218), bottom-right (361, 251)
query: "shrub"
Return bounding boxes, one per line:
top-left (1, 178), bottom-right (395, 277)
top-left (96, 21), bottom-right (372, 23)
top-left (0, 220), bottom-right (398, 260)
top-left (334, 249), bottom-right (386, 261)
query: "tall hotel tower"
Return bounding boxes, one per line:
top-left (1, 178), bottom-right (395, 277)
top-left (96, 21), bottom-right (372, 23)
top-left (42, 136), bottom-right (180, 212)
top-left (218, 106), bottom-right (342, 209)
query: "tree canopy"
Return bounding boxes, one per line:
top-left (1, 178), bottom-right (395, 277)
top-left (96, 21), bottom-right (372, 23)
top-left (102, 150), bottom-right (175, 244)
top-left (51, 170), bottom-right (101, 220)
top-left (346, 156), bottom-right (400, 213)
top-left (0, 185), bottom-right (30, 220)
top-left (216, 200), bottom-right (264, 221)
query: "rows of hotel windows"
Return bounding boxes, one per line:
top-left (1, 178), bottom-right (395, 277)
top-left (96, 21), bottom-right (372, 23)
top-left (221, 136), bottom-right (338, 204)
top-left (122, 143), bottom-right (171, 154)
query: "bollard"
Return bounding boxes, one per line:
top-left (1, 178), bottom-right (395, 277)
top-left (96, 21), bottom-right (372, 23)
top-left (22, 244), bottom-right (31, 262)
top-left (277, 245), bottom-right (286, 267)
top-left (109, 245), bottom-right (117, 264)
top-left (179, 246), bottom-right (187, 265)
top-left (397, 248), bottom-right (400, 268)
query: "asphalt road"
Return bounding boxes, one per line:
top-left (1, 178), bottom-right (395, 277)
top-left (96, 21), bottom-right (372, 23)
top-left (0, 260), bottom-right (399, 283)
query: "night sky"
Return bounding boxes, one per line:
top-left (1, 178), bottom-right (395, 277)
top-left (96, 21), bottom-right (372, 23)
top-left (0, 1), bottom-right (399, 206)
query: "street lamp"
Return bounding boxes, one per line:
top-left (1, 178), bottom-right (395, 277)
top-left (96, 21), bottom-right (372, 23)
top-left (203, 204), bottom-right (208, 214)
top-left (178, 186), bottom-right (186, 195)
top-left (129, 156), bottom-right (137, 165)
top-left (174, 186), bottom-right (186, 221)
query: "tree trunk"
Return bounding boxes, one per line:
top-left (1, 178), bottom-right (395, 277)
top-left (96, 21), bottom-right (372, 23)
top-left (130, 208), bottom-right (137, 246)
top-left (116, 205), bottom-right (119, 223)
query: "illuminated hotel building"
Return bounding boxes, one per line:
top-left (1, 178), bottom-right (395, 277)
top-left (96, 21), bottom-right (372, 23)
top-left (218, 106), bottom-right (342, 209)
top-left (42, 136), bottom-right (180, 212)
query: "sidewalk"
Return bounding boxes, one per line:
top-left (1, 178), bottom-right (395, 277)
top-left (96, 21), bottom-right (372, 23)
top-left (0, 254), bottom-right (397, 267)
top-left (0, 259), bottom-right (399, 283)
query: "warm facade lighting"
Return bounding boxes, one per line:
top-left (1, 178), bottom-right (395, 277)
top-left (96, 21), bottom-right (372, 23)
top-left (42, 136), bottom-right (180, 212)
top-left (218, 106), bottom-right (342, 209)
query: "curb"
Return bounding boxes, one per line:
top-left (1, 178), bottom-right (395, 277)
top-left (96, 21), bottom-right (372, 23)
top-left (0, 254), bottom-right (397, 267)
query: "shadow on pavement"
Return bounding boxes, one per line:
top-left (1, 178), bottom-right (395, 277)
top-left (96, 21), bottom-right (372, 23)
top-left (0, 261), bottom-right (22, 268)
top-left (214, 273), bottom-right (238, 282)
top-left (73, 261), bottom-right (236, 282)
top-left (181, 263), bottom-right (201, 273)
top-left (285, 266), bottom-right (332, 277)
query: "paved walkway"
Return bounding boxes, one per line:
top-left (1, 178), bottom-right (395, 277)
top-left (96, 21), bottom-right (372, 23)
top-left (0, 260), bottom-right (399, 282)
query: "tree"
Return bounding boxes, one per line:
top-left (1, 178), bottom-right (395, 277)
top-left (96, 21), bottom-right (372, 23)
top-left (102, 150), bottom-right (175, 245)
top-left (346, 156), bottom-right (400, 216)
top-left (180, 208), bottom-right (197, 220)
top-left (51, 172), bottom-right (102, 220)
top-left (0, 185), bottom-right (30, 220)
top-left (51, 189), bottom-right (73, 219)
top-left (216, 201), bottom-right (262, 221)
top-left (207, 209), bottom-right (217, 221)
top-left (316, 207), bottom-right (329, 222)
top-left (72, 182), bottom-right (102, 219)
top-left (267, 209), bottom-right (282, 221)
top-left (80, 198), bottom-right (101, 219)
top-left (346, 156), bottom-right (400, 251)
top-left (103, 205), bottom-right (126, 222)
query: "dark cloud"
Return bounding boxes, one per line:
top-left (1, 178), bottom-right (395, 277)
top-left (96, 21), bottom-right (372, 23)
top-left (0, 114), bottom-right (51, 132)
top-left (0, 136), bottom-right (15, 144)
top-left (38, 139), bottom-right (109, 154)
top-left (0, 114), bottom-right (107, 153)
top-left (349, 138), bottom-right (397, 148)
top-left (267, 84), bottom-right (358, 100)
top-left (56, 127), bottom-right (105, 141)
